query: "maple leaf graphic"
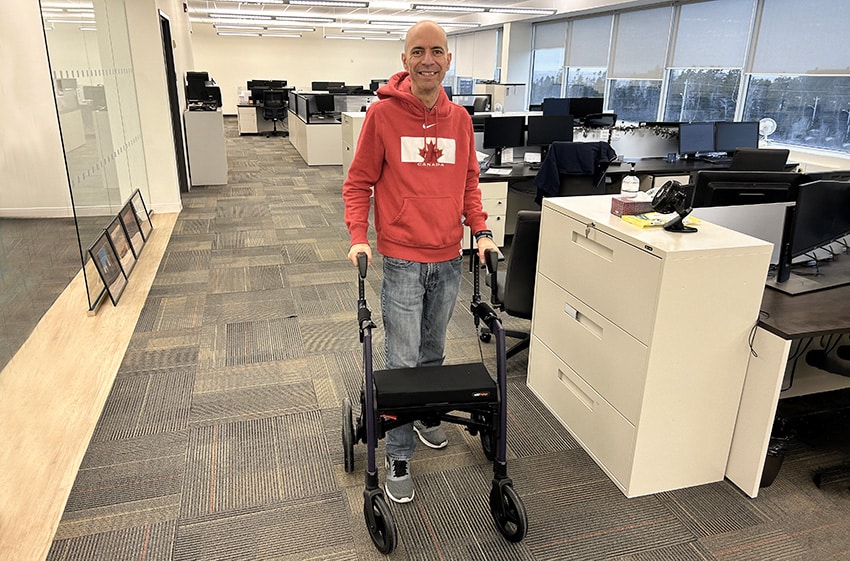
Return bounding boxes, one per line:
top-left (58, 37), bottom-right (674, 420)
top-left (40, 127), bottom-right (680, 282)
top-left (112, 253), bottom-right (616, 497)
top-left (419, 140), bottom-right (443, 164)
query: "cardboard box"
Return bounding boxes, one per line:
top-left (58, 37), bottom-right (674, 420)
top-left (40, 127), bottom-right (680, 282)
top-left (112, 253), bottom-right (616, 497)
top-left (610, 196), bottom-right (654, 217)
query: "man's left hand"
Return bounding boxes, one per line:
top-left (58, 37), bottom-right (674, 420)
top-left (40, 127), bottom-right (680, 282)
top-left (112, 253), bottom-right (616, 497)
top-left (476, 237), bottom-right (499, 263)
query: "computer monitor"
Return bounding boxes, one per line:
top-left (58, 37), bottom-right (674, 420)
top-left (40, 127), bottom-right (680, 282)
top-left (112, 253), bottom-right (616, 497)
top-left (482, 115), bottom-right (525, 167)
top-left (691, 170), bottom-right (803, 208)
top-left (443, 85), bottom-right (453, 100)
top-left (772, 180), bottom-right (850, 292)
top-left (83, 85), bottom-right (107, 109)
top-left (568, 97), bottom-right (604, 120)
top-left (526, 114), bottom-right (575, 160)
top-left (314, 94), bottom-right (336, 114)
top-left (312, 81), bottom-right (344, 91)
top-left (715, 121), bottom-right (759, 153)
top-left (185, 71), bottom-right (210, 102)
top-left (730, 148), bottom-right (790, 171)
top-left (678, 122), bottom-right (715, 156)
top-left (542, 98), bottom-right (571, 116)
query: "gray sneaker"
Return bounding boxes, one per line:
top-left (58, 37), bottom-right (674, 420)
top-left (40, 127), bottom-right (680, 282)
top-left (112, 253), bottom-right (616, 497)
top-left (385, 456), bottom-right (414, 503)
top-left (413, 420), bottom-right (448, 449)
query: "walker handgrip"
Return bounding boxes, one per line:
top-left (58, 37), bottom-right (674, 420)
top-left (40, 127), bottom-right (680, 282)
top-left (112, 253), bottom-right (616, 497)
top-left (357, 252), bottom-right (368, 279)
top-left (485, 249), bottom-right (500, 275)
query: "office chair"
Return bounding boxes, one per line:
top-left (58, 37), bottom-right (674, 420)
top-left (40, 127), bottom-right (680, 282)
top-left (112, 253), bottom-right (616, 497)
top-left (533, 141), bottom-right (617, 203)
top-left (262, 89), bottom-right (288, 137)
top-left (480, 210), bottom-right (541, 359)
top-left (473, 96), bottom-right (490, 113)
top-left (583, 112), bottom-right (617, 128)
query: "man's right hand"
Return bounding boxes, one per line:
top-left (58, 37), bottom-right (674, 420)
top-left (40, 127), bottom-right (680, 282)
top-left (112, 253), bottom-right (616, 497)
top-left (348, 244), bottom-right (372, 267)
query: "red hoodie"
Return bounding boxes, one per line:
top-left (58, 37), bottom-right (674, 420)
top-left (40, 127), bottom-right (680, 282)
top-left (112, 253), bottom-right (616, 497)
top-left (343, 71), bottom-right (487, 263)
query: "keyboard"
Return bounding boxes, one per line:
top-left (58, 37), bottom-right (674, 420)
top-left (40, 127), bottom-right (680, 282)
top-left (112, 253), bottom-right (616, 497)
top-left (698, 155), bottom-right (733, 165)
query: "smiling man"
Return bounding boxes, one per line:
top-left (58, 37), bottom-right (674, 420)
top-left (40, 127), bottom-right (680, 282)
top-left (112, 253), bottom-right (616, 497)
top-left (342, 20), bottom-right (499, 504)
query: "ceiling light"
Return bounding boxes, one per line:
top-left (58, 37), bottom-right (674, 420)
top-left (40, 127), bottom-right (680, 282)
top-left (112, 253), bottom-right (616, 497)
top-left (411, 3), bottom-right (485, 13)
top-left (341, 28), bottom-right (389, 34)
top-left (214, 24), bottom-right (266, 30)
top-left (217, 31), bottom-right (262, 36)
top-left (46, 18), bottom-right (96, 24)
top-left (439, 21), bottom-right (481, 28)
top-left (216, 0), bottom-right (285, 3)
top-left (488, 7), bottom-right (556, 15)
top-left (367, 19), bottom-right (418, 26)
top-left (275, 15), bottom-right (335, 23)
top-left (364, 35), bottom-right (403, 41)
top-left (325, 34), bottom-right (363, 40)
top-left (209, 12), bottom-right (273, 20)
top-left (289, 0), bottom-right (368, 6)
top-left (265, 25), bottom-right (316, 31)
top-left (79, 26), bottom-right (97, 31)
top-left (262, 33), bottom-right (302, 37)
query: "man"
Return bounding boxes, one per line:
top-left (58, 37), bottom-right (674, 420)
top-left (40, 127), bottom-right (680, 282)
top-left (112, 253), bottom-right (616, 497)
top-left (342, 20), bottom-right (499, 504)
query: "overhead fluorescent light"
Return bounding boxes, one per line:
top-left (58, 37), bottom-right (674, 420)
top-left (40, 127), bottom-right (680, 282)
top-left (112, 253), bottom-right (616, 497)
top-left (488, 7), bottom-right (556, 15)
top-left (214, 24), bottom-right (266, 30)
top-left (209, 12), bottom-right (273, 20)
top-left (261, 32), bottom-right (302, 37)
top-left (217, 31), bottom-right (261, 36)
top-left (411, 3), bottom-right (485, 13)
top-left (275, 15), bottom-right (335, 23)
top-left (364, 35), bottom-right (403, 41)
top-left (325, 34), bottom-right (363, 40)
top-left (341, 28), bottom-right (389, 34)
top-left (289, 0), bottom-right (368, 6)
top-left (439, 21), bottom-right (481, 28)
top-left (367, 19), bottom-right (418, 26)
top-left (79, 26), bottom-right (97, 31)
top-left (265, 25), bottom-right (316, 31)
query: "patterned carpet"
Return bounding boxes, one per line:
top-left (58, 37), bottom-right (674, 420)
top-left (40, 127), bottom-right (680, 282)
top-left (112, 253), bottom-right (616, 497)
top-left (47, 117), bottom-right (850, 560)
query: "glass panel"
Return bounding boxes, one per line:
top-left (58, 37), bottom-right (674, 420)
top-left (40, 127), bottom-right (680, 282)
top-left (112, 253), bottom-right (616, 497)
top-left (743, 75), bottom-right (850, 154)
top-left (42, 0), bottom-right (150, 311)
top-left (664, 68), bottom-right (742, 122)
top-left (567, 67), bottom-right (606, 98)
top-left (529, 48), bottom-right (564, 106)
top-left (608, 79), bottom-right (662, 123)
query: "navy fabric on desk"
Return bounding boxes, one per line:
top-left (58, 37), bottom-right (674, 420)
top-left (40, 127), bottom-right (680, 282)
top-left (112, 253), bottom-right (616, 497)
top-left (533, 141), bottom-right (617, 203)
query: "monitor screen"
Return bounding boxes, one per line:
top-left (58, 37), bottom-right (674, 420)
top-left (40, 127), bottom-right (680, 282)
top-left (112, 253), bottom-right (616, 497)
top-left (483, 116), bottom-right (525, 149)
top-left (314, 94), bottom-right (335, 113)
top-left (443, 85), bottom-right (453, 99)
top-left (542, 98), bottom-right (571, 116)
top-left (568, 97), bottom-right (604, 119)
top-left (790, 180), bottom-right (850, 258)
top-left (678, 122), bottom-right (715, 155)
top-left (715, 121), bottom-right (759, 153)
top-left (526, 115), bottom-right (575, 146)
top-left (691, 170), bottom-right (803, 208)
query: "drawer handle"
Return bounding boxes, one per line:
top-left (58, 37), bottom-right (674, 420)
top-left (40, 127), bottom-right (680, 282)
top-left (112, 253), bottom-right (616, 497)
top-left (572, 231), bottom-right (614, 262)
top-left (558, 369), bottom-right (594, 411)
top-left (563, 302), bottom-right (603, 339)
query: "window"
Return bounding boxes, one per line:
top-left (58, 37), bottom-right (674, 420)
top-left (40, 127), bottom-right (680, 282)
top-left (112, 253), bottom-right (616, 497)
top-left (608, 6), bottom-right (673, 122)
top-left (529, 21), bottom-right (566, 106)
top-left (665, 69), bottom-right (742, 122)
top-left (564, 16), bottom-right (611, 99)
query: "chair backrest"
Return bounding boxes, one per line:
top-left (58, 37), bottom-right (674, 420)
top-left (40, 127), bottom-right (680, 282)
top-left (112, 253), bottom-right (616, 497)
top-left (263, 89), bottom-right (286, 108)
top-left (472, 96), bottom-right (490, 112)
top-left (730, 147), bottom-right (790, 171)
top-left (583, 112), bottom-right (617, 128)
top-left (502, 210), bottom-right (541, 319)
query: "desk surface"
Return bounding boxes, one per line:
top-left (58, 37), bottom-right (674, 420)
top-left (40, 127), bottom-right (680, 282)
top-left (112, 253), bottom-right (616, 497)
top-left (760, 272), bottom-right (850, 340)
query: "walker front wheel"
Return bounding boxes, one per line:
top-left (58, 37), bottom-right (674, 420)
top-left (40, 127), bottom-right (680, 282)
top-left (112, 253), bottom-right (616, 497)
top-left (489, 482), bottom-right (527, 542)
top-left (342, 398), bottom-right (355, 473)
top-left (364, 493), bottom-right (397, 553)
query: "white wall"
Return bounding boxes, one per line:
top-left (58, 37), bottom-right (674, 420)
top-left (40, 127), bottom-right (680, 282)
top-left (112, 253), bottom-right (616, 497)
top-left (190, 25), bottom-right (404, 114)
top-left (0, 2), bottom-right (73, 217)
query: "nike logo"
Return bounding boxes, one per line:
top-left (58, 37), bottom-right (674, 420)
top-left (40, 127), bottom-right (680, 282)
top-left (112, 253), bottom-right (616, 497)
top-left (422, 123), bottom-right (437, 129)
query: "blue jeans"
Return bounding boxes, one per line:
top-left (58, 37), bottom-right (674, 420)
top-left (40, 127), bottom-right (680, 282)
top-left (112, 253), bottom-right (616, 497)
top-left (381, 255), bottom-right (463, 461)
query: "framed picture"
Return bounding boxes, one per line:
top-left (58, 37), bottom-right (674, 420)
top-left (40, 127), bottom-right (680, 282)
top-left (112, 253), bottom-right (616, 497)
top-left (119, 200), bottom-right (145, 258)
top-left (130, 189), bottom-right (153, 240)
top-left (107, 215), bottom-right (136, 276)
top-left (83, 251), bottom-right (106, 312)
top-left (88, 230), bottom-right (127, 306)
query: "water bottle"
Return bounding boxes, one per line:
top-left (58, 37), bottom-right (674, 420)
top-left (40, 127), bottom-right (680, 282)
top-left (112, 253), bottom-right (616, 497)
top-left (620, 163), bottom-right (639, 199)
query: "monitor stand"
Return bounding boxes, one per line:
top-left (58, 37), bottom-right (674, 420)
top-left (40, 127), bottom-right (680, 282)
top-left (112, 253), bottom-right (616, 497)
top-left (766, 254), bottom-right (850, 295)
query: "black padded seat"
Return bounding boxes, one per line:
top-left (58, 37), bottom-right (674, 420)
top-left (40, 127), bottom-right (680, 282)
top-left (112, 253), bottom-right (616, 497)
top-left (373, 363), bottom-right (497, 409)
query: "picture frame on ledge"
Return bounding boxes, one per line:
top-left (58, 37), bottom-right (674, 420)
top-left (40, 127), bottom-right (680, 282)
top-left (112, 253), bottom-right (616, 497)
top-left (84, 251), bottom-right (107, 313)
top-left (118, 200), bottom-right (145, 258)
top-left (130, 189), bottom-right (153, 240)
top-left (88, 229), bottom-right (127, 306)
top-left (107, 215), bottom-right (136, 276)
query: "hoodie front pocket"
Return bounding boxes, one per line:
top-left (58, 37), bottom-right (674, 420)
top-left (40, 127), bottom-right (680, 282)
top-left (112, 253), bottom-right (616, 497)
top-left (386, 196), bottom-right (461, 249)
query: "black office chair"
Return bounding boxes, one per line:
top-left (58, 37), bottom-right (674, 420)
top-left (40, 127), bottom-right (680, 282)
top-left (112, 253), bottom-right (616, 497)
top-left (481, 210), bottom-right (541, 359)
top-left (583, 112), bottom-right (617, 128)
top-left (262, 89), bottom-right (288, 137)
top-left (533, 141), bottom-right (618, 202)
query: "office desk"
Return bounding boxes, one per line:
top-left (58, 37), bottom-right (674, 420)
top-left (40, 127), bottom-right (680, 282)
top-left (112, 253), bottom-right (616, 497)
top-left (727, 274), bottom-right (850, 497)
top-left (287, 110), bottom-right (341, 166)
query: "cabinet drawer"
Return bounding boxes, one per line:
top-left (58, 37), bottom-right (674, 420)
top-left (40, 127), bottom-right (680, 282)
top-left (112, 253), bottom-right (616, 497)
top-left (480, 181), bottom-right (507, 200)
top-left (482, 197), bottom-right (506, 217)
top-left (527, 340), bottom-right (635, 485)
top-left (533, 275), bottom-right (647, 423)
top-left (538, 212), bottom-right (661, 343)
